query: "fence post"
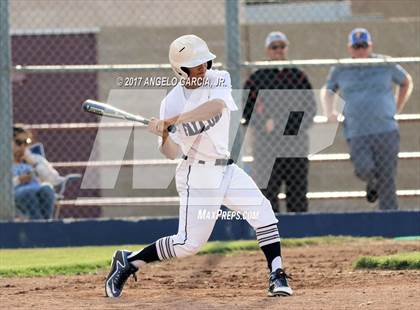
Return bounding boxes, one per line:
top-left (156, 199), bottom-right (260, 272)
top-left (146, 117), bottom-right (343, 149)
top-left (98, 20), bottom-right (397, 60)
top-left (225, 0), bottom-right (244, 163)
top-left (224, 0), bottom-right (241, 89)
top-left (0, 0), bottom-right (15, 220)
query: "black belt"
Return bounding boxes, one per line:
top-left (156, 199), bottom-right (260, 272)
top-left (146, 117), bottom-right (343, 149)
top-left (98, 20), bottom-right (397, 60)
top-left (182, 155), bottom-right (234, 166)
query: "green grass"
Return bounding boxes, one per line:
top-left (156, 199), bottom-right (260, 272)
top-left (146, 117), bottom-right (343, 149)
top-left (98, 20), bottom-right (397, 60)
top-left (355, 252), bottom-right (420, 270)
top-left (199, 236), bottom-right (382, 255)
top-left (0, 245), bottom-right (141, 277)
top-left (0, 236), bottom-right (380, 277)
top-left (282, 236), bottom-right (383, 247)
top-left (394, 236), bottom-right (420, 241)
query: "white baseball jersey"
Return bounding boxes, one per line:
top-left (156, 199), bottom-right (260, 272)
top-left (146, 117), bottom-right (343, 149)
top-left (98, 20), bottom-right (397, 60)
top-left (159, 69), bottom-right (238, 160)
top-left (153, 69), bottom-right (279, 261)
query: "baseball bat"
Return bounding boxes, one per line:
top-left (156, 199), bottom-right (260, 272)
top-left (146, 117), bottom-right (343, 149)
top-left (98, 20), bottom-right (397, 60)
top-left (82, 99), bottom-right (176, 133)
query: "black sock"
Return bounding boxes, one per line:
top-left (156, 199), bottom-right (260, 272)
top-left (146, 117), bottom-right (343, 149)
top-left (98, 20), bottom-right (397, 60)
top-left (260, 241), bottom-right (281, 271)
top-left (127, 243), bottom-right (160, 264)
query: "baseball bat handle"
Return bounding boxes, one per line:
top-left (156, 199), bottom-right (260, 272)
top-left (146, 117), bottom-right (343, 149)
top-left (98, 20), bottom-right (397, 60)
top-left (167, 125), bottom-right (176, 133)
top-left (140, 119), bottom-right (176, 133)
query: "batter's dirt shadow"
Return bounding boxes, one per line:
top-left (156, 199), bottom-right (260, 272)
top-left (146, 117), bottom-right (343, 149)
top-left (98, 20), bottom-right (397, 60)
top-left (180, 251), bottom-right (291, 308)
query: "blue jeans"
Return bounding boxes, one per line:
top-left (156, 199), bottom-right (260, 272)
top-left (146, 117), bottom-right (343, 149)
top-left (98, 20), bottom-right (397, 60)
top-left (347, 130), bottom-right (400, 210)
top-left (15, 184), bottom-right (56, 219)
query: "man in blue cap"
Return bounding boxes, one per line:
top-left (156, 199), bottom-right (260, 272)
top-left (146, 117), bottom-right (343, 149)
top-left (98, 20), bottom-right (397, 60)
top-left (323, 28), bottom-right (413, 210)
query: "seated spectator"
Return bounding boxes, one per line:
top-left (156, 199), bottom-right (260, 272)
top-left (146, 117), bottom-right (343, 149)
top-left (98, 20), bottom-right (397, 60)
top-left (12, 125), bottom-right (64, 219)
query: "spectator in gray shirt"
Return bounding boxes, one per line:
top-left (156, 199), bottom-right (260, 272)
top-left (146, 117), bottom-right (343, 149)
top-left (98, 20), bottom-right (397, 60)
top-left (323, 28), bottom-right (413, 210)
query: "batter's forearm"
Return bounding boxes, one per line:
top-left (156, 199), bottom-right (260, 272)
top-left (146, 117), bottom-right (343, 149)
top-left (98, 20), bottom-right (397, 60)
top-left (160, 136), bottom-right (180, 160)
top-left (165, 99), bottom-right (225, 125)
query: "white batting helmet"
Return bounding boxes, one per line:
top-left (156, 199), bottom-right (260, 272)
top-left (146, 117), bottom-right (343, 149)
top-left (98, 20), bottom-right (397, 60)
top-left (169, 34), bottom-right (216, 79)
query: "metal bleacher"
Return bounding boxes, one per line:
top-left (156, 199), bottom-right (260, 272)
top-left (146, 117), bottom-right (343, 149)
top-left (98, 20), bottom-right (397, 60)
top-left (27, 113), bottom-right (420, 218)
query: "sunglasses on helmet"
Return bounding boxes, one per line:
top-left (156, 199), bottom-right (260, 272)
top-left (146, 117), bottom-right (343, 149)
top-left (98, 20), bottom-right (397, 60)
top-left (14, 138), bottom-right (31, 146)
top-left (351, 42), bottom-right (369, 49)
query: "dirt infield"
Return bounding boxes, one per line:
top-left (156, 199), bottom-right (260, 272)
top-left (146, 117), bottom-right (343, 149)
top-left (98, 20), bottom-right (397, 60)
top-left (2, 239), bottom-right (420, 309)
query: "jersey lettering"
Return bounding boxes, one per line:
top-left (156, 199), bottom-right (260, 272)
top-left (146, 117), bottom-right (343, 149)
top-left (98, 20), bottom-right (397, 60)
top-left (182, 113), bottom-right (222, 136)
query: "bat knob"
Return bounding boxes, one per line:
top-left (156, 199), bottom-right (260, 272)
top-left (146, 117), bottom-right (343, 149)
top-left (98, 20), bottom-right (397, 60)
top-left (81, 101), bottom-right (90, 111)
top-left (167, 125), bottom-right (176, 133)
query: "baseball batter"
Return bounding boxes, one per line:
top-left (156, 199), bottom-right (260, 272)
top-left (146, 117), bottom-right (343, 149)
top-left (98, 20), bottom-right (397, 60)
top-left (105, 34), bottom-right (293, 298)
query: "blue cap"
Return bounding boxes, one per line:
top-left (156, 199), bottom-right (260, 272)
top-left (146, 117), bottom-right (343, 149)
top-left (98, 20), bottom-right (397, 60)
top-left (348, 28), bottom-right (372, 45)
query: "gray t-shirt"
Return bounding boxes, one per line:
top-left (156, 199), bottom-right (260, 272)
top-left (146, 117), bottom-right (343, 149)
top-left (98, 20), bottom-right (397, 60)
top-left (326, 54), bottom-right (407, 138)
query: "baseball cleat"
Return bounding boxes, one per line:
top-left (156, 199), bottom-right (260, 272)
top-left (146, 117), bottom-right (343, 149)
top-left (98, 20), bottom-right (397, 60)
top-left (105, 250), bottom-right (138, 298)
top-left (268, 268), bottom-right (293, 297)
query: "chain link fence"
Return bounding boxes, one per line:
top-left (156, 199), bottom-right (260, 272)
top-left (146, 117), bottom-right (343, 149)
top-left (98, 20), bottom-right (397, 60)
top-left (1, 0), bottom-right (419, 220)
